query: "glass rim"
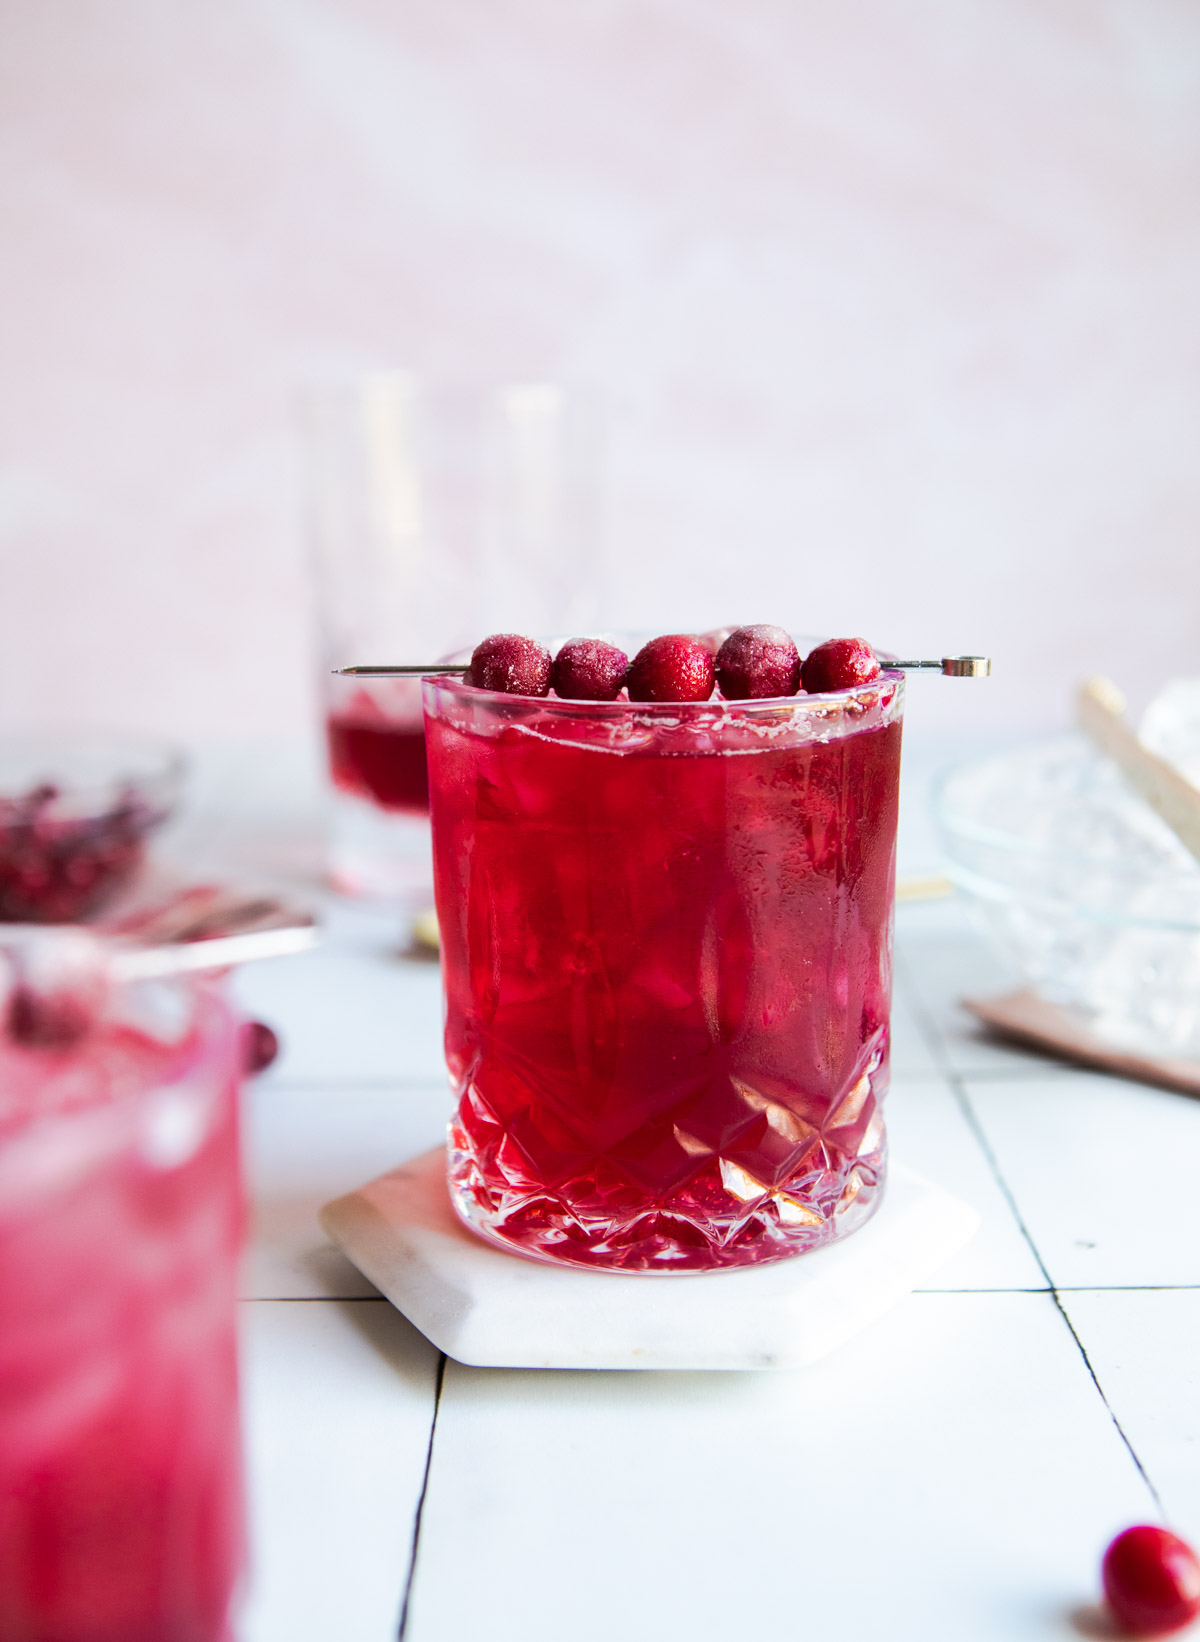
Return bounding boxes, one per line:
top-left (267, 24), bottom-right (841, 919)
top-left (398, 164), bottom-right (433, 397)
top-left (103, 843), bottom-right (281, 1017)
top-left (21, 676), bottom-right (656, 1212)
top-left (425, 672), bottom-right (903, 723)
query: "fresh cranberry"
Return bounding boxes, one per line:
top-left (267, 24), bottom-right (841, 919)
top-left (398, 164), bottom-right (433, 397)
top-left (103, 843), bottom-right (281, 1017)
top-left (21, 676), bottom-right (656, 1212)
top-left (626, 635), bottom-right (716, 703)
top-left (551, 639), bottom-right (629, 701)
top-left (800, 637), bottom-right (881, 694)
top-left (466, 634), bottom-right (552, 697)
top-left (716, 625), bottom-right (802, 700)
top-left (242, 1019), bottom-right (280, 1075)
top-left (1103, 1526), bottom-right (1200, 1636)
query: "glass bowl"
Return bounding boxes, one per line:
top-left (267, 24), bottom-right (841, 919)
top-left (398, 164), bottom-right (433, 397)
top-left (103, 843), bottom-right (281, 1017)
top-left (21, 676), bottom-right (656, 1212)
top-left (0, 735), bottom-right (185, 924)
top-left (935, 735), bottom-right (1200, 1056)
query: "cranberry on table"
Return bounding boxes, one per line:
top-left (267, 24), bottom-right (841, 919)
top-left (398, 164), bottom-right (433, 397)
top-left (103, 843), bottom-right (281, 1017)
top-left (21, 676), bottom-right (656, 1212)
top-left (626, 635), bottom-right (716, 703)
top-left (242, 1020), bottom-right (280, 1075)
top-left (1103, 1526), bottom-right (1200, 1636)
top-left (551, 638), bottom-right (629, 701)
top-left (466, 634), bottom-right (552, 697)
top-left (800, 636), bottom-right (882, 694)
top-left (715, 625), bottom-right (802, 700)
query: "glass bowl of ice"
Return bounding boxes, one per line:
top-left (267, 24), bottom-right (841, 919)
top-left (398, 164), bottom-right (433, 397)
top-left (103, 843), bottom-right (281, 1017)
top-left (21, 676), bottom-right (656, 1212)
top-left (935, 702), bottom-right (1200, 1058)
top-left (0, 735), bottom-right (184, 924)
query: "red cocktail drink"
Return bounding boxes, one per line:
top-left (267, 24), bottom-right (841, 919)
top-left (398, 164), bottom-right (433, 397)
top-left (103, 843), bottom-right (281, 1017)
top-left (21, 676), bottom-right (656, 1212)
top-left (327, 714), bottom-right (430, 813)
top-left (425, 658), bottom-right (903, 1272)
top-left (323, 680), bottom-right (433, 902)
top-left (0, 950), bottom-right (245, 1639)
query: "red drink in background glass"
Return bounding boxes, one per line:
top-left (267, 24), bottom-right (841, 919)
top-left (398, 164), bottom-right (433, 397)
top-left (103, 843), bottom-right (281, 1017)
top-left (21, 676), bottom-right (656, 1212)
top-left (425, 652), bottom-right (903, 1273)
top-left (0, 954), bottom-right (245, 1640)
top-left (327, 714), bottom-right (430, 813)
top-left (322, 680), bottom-right (435, 903)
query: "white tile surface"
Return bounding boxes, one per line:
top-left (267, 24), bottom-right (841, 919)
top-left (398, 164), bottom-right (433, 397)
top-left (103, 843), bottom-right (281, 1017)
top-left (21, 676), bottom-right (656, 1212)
top-left (886, 1077), bottom-right (1046, 1292)
top-left (239, 1299), bottom-right (439, 1642)
top-left (1059, 1289), bottom-right (1200, 1545)
top-left (404, 1292), bottom-right (1154, 1642)
top-left (965, 1073), bottom-right (1200, 1289)
top-left (244, 1080), bottom-right (452, 1298)
top-left (234, 930), bottom-right (446, 1087)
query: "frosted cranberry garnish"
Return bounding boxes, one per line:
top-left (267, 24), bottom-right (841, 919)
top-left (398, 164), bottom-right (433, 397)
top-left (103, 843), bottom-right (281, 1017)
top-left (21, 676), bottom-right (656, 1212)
top-left (551, 638), bottom-right (629, 701)
top-left (800, 637), bottom-right (881, 694)
top-left (1103, 1526), bottom-right (1200, 1636)
top-left (716, 625), bottom-right (802, 700)
top-left (626, 635), bottom-right (716, 703)
top-left (242, 1020), bottom-right (280, 1075)
top-left (466, 634), bottom-right (552, 697)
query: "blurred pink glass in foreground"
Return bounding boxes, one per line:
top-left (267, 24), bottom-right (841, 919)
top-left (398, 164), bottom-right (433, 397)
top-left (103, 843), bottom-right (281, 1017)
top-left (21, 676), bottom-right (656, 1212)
top-left (303, 372), bottom-right (602, 903)
top-left (0, 930), bottom-right (245, 1640)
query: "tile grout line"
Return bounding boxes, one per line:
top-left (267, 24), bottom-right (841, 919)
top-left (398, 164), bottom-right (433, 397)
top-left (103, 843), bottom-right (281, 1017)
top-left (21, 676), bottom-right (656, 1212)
top-left (238, 1295), bottom-right (390, 1303)
top-left (238, 1285), bottom-right (1200, 1303)
top-left (1046, 1292), bottom-right (1164, 1516)
top-left (895, 948), bottom-right (1165, 1514)
top-left (397, 1352), bottom-right (447, 1641)
top-left (949, 1067), bottom-right (1165, 1518)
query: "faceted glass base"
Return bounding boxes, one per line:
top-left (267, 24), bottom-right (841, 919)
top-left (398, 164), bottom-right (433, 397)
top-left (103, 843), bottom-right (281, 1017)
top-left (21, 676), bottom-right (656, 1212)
top-left (448, 1116), bottom-right (887, 1275)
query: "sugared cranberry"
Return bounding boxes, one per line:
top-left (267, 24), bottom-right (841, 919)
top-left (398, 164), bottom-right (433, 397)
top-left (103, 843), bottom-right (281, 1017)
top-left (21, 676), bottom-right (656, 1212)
top-left (626, 635), bottom-right (716, 703)
top-left (1103, 1526), bottom-right (1200, 1636)
top-left (242, 1019), bottom-right (280, 1075)
top-left (800, 636), bottom-right (881, 694)
top-left (716, 625), bottom-right (802, 700)
top-left (466, 634), bottom-right (552, 697)
top-left (551, 639), bottom-right (629, 701)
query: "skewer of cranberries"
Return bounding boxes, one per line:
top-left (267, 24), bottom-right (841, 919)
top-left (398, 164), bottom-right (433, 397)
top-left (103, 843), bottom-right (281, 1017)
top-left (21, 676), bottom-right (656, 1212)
top-left (463, 628), bottom-right (883, 702)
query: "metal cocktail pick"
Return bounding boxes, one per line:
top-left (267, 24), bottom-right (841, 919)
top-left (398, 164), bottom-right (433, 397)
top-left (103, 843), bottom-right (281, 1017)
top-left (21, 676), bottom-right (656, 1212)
top-left (889, 656), bottom-right (991, 676)
top-left (335, 656), bottom-right (992, 677)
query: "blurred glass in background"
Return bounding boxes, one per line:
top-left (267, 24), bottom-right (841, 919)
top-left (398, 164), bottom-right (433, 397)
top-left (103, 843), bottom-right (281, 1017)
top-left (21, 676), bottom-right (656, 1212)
top-left (303, 372), bottom-right (603, 904)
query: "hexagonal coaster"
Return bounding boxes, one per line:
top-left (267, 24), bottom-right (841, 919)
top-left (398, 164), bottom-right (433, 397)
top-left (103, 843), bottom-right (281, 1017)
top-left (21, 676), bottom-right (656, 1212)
top-left (319, 1148), bottom-right (979, 1371)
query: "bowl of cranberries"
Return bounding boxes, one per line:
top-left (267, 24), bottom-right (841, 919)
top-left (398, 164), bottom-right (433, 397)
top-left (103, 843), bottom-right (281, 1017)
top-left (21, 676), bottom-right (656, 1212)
top-left (0, 736), bottom-right (184, 924)
top-left (461, 627), bottom-right (890, 705)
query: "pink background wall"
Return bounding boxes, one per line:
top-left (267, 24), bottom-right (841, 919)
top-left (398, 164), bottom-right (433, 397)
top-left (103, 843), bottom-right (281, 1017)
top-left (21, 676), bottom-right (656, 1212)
top-left (2, 0), bottom-right (1198, 744)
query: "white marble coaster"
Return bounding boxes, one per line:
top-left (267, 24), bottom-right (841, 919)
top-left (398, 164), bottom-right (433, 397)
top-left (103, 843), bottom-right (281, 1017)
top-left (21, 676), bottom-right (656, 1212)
top-left (319, 1149), bottom-right (980, 1371)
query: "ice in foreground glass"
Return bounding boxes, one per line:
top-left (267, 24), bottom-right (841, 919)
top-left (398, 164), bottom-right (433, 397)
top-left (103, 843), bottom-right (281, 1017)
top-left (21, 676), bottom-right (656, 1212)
top-left (425, 653), bottom-right (903, 1273)
top-left (0, 949), bottom-right (245, 1639)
